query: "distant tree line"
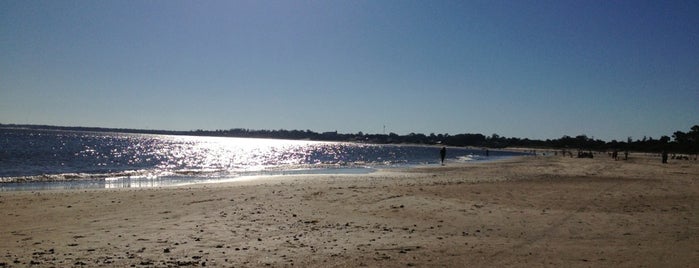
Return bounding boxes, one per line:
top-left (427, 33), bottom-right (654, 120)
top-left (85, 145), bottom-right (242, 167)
top-left (1, 123), bottom-right (697, 154)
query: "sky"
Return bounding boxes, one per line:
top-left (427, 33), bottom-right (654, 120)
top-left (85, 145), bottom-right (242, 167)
top-left (1, 0), bottom-right (697, 141)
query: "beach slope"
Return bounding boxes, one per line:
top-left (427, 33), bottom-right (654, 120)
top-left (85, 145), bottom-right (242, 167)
top-left (1, 155), bottom-right (697, 267)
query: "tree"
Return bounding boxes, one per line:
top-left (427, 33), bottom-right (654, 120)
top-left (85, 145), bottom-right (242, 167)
top-left (673, 125), bottom-right (699, 154)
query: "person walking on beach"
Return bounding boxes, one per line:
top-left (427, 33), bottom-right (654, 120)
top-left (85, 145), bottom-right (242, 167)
top-left (440, 147), bottom-right (446, 165)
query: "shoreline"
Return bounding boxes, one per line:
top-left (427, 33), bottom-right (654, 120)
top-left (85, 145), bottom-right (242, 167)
top-left (0, 154), bottom-right (519, 191)
top-left (1, 155), bottom-right (697, 267)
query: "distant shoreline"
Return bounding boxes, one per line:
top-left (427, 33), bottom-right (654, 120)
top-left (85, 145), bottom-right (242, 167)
top-left (3, 123), bottom-right (698, 153)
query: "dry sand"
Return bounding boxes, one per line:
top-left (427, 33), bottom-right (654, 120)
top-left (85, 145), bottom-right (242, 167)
top-left (1, 155), bottom-right (697, 267)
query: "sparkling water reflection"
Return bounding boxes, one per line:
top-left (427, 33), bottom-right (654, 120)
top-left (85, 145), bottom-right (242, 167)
top-left (0, 129), bottom-right (528, 190)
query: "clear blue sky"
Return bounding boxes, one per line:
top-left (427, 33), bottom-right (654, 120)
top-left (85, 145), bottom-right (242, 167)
top-left (1, 0), bottom-right (697, 141)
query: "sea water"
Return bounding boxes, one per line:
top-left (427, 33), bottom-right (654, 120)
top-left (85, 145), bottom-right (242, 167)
top-left (0, 128), bottom-right (527, 190)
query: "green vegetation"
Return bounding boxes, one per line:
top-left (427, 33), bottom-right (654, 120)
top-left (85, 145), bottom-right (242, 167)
top-left (1, 123), bottom-right (697, 154)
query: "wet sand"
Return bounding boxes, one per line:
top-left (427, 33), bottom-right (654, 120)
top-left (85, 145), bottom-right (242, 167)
top-left (1, 155), bottom-right (697, 267)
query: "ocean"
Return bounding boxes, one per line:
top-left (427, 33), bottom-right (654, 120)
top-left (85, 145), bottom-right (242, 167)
top-left (0, 128), bottom-right (528, 190)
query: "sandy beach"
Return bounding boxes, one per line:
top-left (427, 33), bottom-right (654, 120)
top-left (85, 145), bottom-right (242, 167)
top-left (1, 154), bottom-right (697, 267)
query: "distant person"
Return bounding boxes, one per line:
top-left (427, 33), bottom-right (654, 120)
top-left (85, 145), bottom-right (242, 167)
top-left (485, 149), bottom-right (489, 157)
top-left (662, 151), bottom-right (668, 164)
top-left (440, 147), bottom-right (446, 165)
top-left (624, 151), bottom-right (629, 160)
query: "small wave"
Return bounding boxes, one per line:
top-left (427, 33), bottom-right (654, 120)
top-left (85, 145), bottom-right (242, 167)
top-left (172, 168), bottom-right (230, 177)
top-left (1, 173), bottom-right (94, 183)
top-left (454, 155), bottom-right (480, 162)
top-left (0, 169), bottom-right (190, 183)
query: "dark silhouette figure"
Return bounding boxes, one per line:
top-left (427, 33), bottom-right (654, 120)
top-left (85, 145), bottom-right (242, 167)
top-left (440, 147), bottom-right (446, 165)
top-left (485, 149), bottom-right (490, 157)
top-left (662, 151), bottom-right (668, 164)
top-left (624, 151), bottom-right (629, 160)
